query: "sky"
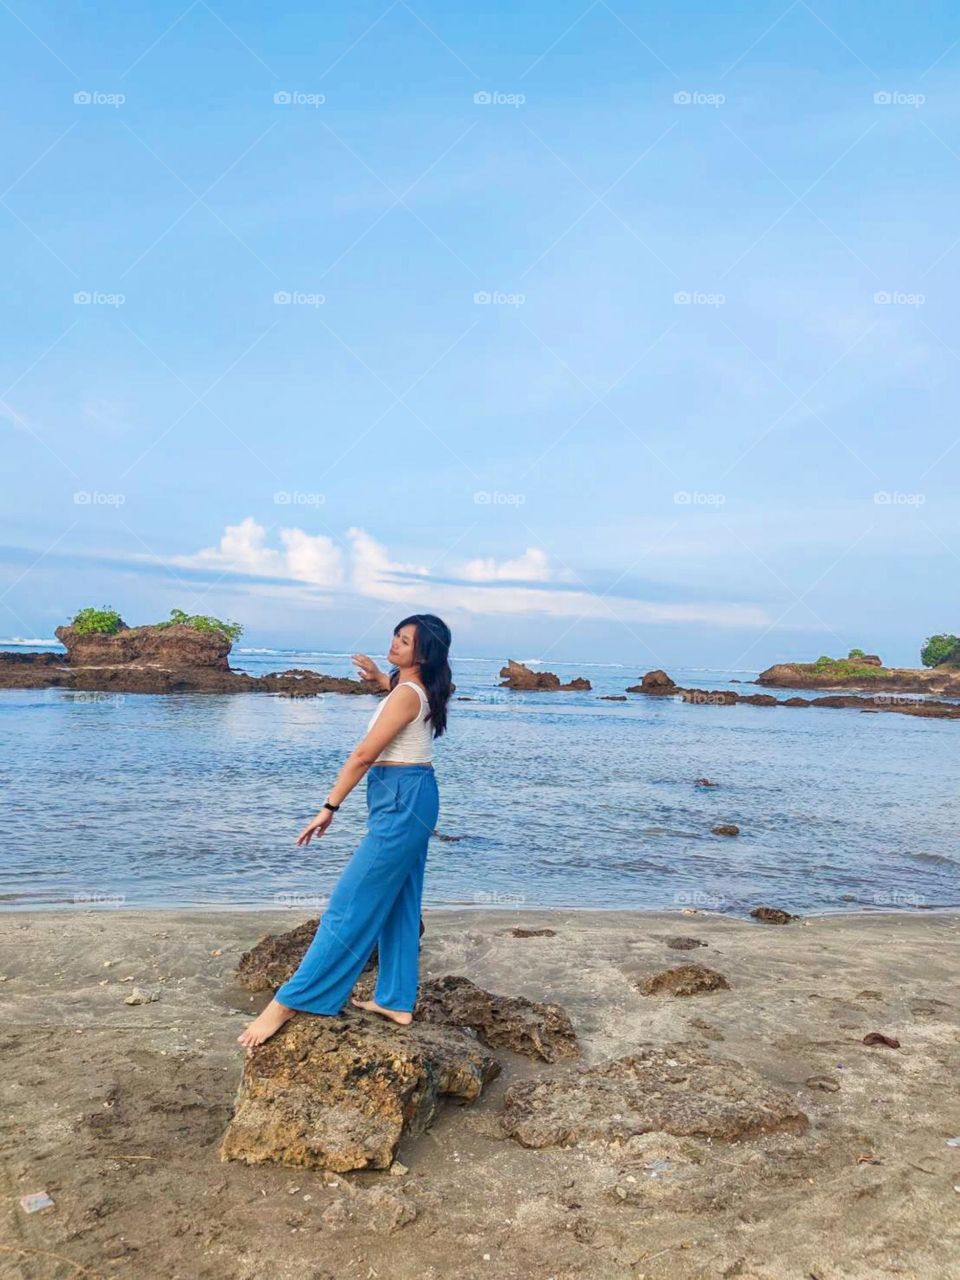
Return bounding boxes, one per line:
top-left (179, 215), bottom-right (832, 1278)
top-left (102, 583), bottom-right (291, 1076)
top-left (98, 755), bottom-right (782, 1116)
top-left (1, 0), bottom-right (958, 671)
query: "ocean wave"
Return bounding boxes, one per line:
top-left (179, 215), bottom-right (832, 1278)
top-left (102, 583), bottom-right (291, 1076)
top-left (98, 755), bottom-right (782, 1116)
top-left (0, 638), bottom-right (60, 647)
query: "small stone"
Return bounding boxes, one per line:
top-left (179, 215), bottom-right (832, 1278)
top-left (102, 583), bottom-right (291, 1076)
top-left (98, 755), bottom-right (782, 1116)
top-left (639, 964), bottom-right (730, 997)
top-left (750, 905), bottom-right (799, 925)
top-left (805, 1075), bottom-right (841, 1092)
top-left (711, 824), bottom-right (740, 837)
top-left (124, 988), bottom-right (160, 1006)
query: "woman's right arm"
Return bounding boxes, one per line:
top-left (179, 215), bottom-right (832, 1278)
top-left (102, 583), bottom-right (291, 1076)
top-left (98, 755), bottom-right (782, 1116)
top-left (352, 653), bottom-right (391, 690)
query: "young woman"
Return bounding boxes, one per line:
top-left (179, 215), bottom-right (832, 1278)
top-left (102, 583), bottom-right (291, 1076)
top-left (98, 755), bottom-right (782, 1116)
top-left (238, 614), bottom-right (452, 1048)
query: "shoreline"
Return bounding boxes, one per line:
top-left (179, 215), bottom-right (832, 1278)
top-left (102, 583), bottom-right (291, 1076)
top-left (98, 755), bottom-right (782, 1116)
top-left (3, 901), bottom-right (960, 919)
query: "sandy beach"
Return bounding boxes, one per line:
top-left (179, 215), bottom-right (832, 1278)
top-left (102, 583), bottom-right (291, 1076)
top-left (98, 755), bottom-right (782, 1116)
top-left (2, 906), bottom-right (959, 1279)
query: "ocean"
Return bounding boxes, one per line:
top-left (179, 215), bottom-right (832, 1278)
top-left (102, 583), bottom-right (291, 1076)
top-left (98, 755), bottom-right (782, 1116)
top-left (2, 645), bottom-right (958, 915)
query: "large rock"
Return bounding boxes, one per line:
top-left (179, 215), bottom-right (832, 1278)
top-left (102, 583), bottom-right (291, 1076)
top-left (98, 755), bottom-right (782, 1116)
top-left (355, 973), bottom-right (580, 1063)
top-left (1, 619), bottom-right (382, 696)
top-left (220, 1012), bottom-right (500, 1172)
top-left (626, 669), bottom-right (677, 694)
top-left (499, 1046), bottom-right (809, 1148)
top-left (498, 659), bottom-right (591, 692)
top-left (55, 621), bottom-right (232, 671)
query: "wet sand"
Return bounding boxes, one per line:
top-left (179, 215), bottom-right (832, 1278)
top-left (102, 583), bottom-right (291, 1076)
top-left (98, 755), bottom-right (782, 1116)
top-left (1, 906), bottom-right (958, 1279)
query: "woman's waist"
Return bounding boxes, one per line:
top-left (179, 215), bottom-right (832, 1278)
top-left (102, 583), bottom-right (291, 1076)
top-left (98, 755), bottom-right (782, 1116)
top-left (370, 761), bottom-right (434, 770)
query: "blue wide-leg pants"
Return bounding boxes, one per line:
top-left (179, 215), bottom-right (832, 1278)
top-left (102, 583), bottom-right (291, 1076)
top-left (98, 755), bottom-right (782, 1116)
top-left (275, 764), bottom-right (439, 1015)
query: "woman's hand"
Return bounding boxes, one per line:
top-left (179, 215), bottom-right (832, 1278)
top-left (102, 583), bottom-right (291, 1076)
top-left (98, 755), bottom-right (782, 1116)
top-left (352, 653), bottom-right (383, 684)
top-left (296, 809), bottom-right (334, 847)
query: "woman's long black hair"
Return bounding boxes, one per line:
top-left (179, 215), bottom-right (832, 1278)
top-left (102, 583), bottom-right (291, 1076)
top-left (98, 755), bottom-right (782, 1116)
top-left (387, 613), bottom-right (453, 738)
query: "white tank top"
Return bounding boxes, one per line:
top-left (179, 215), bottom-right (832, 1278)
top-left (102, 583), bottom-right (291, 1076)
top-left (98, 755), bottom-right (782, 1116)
top-left (365, 681), bottom-right (433, 764)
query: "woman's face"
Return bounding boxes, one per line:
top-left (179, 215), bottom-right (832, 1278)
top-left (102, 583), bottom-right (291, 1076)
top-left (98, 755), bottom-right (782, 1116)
top-left (387, 625), bottom-right (418, 667)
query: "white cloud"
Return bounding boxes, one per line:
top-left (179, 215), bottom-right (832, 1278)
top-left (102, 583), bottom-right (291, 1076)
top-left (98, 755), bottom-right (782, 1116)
top-left (175, 517), bottom-right (344, 586)
top-left (170, 518), bottom-right (774, 629)
top-left (459, 547), bottom-right (558, 582)
top-left (346, 526), bottom-right (430, 598)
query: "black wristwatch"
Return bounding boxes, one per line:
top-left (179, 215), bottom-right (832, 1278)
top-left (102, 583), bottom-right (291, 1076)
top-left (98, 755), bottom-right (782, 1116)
top-left (323, 801), bottom-right (340, 813)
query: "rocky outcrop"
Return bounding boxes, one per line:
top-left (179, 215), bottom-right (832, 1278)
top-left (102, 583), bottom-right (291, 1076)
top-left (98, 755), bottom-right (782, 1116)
top-left (625, 669), bottom-right (676, 694)
top-left (627, 670), bottom-right (960, 721)
top-left (354, 973), bottom-right (579, 1063)
top-left (498, 1046), bottom-right (809, 1148)
top-left (498, 659), bottom-right (591, 692)
top-left (55, 621), bottom-right (232, 671)
top-left (219, 1011), bottom-right (500, 1172)
top-left (0, 623), bottom-right (375, 696)
top-left (757, 660), bottom-right (960, 696)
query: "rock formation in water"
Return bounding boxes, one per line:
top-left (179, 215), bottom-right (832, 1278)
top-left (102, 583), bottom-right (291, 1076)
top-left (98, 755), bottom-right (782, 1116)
top-left (627, 670), bottom-right (960, 721)
top-left (757, 658), bottom-right (960, 696)
top-left (498, 659), bottom-right (591, 691)
top-left (0, 617), bottom-right (375, 696)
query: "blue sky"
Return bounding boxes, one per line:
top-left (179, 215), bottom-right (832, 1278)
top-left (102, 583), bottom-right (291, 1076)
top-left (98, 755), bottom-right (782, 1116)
top-left (1, 0), bottom-right (958, 669)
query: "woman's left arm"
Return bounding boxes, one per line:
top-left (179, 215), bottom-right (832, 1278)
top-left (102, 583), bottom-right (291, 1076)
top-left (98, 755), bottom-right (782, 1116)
top-left (296, 687), bottom-right (421, 846)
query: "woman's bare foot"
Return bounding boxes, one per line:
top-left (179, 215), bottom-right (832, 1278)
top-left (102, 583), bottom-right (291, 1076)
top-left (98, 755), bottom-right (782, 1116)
top-left (237, 998), bottom-right (297, 1048)
top-left (350, 996), bottom-right (413, 1026)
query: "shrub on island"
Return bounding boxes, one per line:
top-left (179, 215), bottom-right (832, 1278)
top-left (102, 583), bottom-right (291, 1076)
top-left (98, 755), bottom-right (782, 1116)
top-left (69, 606), bottom-right (243, 645)
top-left (921, 633), bottom-right (960, 668)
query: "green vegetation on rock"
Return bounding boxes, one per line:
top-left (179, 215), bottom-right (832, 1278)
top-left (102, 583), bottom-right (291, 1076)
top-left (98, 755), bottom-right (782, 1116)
top-left (810, 656), bottom-right (888, 679)
top-left (921, 633), bottom-right (960, 668)
top-left (848, 647), bottom-right (866, 659)
top-left (155, 608), bottom-right (243, 644)
top-left (71, 606), bottom-right (124, 636)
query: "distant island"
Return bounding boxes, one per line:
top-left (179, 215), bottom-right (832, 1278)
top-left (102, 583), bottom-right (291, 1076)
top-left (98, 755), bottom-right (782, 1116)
top-left (0, 607), bottom-right (371, 696)
top-left (758, 641), bottom-right (960, 696)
